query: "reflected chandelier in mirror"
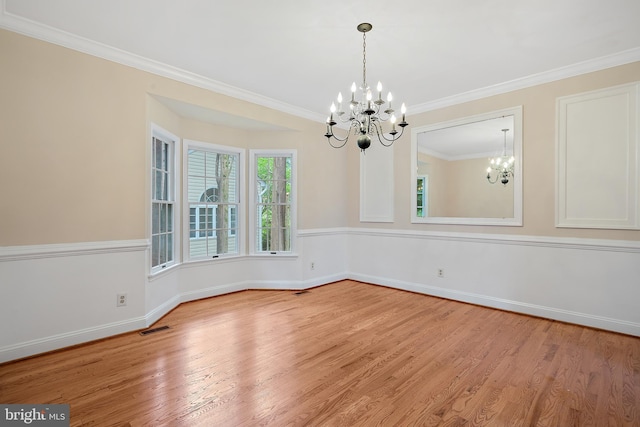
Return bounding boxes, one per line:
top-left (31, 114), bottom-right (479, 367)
top-left (410, 106), bottom-right (523, 226)
top-left (486, 128), bottom-right (515, 185)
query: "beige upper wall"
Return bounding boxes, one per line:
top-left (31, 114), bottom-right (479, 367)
top-left (0, 30), bottom-right (148, 246)
top-left (0, 29), bottom-right (347, 246)
top-left (348, 61), bottom-right (640, 241)
top-left (2, 28), bottom-right (638, 246)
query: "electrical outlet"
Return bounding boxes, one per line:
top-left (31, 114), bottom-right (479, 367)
top-left (117, 293), bottom-right (127, 307)
top-left (311, 262), bottom-right (315, 270)
top-left (437, 268), bottom-right (445, 278)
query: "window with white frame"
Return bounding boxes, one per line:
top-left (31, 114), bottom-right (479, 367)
top-left (186, 142), bottom-right (242, 260)
top-left (250, 150), bottom-right (296, 254)
top-left (151, 128), bottom-right (177, 272)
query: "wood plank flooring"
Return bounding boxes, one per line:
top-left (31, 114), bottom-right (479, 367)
top-left (1, 280), bottom-right (639, 426)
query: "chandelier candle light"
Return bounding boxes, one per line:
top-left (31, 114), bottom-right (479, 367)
top-left (486, 128), bottom-right (515, 185)
top-left (324, 23), bottom-right (408, 152)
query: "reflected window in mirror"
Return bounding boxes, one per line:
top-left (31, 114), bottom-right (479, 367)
top-left (410, 106), bottom-right (522, 226)
top-left (416, 175), bottom-right (428, 217)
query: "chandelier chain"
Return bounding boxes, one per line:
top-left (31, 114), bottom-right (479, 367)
top-left (362, 32), bottom-right (367, 90)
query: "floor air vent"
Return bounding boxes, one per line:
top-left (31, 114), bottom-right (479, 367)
top-left (139, 325), bottom-right (170, 336)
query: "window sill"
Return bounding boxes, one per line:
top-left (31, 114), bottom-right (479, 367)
top-left (187, 253), bottom-right (299, 260)
top-left (182, 254), bottom-right (247, 268)
top-left (248, 252), bottom-right (299, 259)
top-left (148, 262), bottom-right (180, 281)
top-left (148, 253), bottom-right (301, 279)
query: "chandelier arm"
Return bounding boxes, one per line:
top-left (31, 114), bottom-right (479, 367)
top-left (368, 102), bottom-right (395, 122)
top-left (374, 110), bottom-right (392, 122)
top-left (486, 173), bottom-right (500, 184)
top-left (327, 129), bottom-right (349, 143)
top-left (370, 121), bottom-right (405, 146)
top-left (369, 121), bottom-right (402, 147)
top-left (326, 120), bottom-right (362, 148)
top-left (486, 169), bottom-right (513, 185)
top-left (336, 113), bottom-right (355, 124)
top-left (327, 136), bottom-right (349, 149)
top-left (368, 103), bottom-right (401, 125)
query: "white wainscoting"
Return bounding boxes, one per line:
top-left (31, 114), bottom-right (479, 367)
top-left (0, 240), bottom-right (149, 363)
top-left (1, 229), bottom-right (638, 362)
top-left (347, 228), bottom-right (640, 337)
top-left (0, 230), bottom-right (348, 363)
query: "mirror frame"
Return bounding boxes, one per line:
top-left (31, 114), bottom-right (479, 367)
top-left (410, 106), bottom-right (523, 226)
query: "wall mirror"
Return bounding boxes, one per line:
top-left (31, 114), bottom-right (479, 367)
top-left (411, 106), bottom-right (523, 226)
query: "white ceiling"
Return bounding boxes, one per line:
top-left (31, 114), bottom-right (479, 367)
top-left (2, 0), bottom-right (640, 127)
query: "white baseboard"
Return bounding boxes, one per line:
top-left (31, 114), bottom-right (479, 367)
top-left (301, 272), bottom-right (350, 289)
top-left (180, 281), bottom-right (249, 304)
top-left (247, 272), bottom-right (350, 291)
top-left (350, 273), bottom-right (640, 337)
top-left (145, 294), bottom-right (182, 328)
top-left (0, 317), bottom-right (147, 363)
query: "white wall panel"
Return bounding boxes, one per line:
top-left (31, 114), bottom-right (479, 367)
top-left (557, 82), bottom-right (640, 229)
top-left (360, 142), bottom-right (394, 222)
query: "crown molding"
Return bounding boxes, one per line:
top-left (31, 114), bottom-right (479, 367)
top-left (410, 47), bottom-right (640, 114)
top-left (0, 4), bottom-right (325, 123)
top-left (2, 3), bottom-right (638, 122)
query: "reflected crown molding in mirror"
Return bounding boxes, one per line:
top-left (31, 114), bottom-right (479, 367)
top-left (411, 106), bottom-right (523, 226)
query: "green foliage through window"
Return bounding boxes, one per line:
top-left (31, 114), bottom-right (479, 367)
top-left (255, 155), bottom-right (292, 252)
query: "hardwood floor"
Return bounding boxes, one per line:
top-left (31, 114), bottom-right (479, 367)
top-left (1, 280), bottom-right (639, 426)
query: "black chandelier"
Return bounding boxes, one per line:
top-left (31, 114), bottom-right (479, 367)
top-left (324, 23), bottom-right (408, 152)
